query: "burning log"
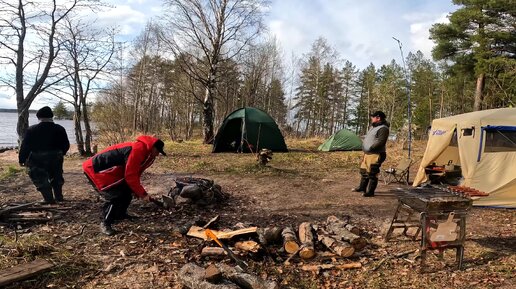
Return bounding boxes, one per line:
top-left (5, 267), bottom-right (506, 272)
top-left (298, 222), bottom-right (315, 259)
top-left (281, 227), bottom-right (299, 254)
top-left (326, 216), bottom-right (367, 251)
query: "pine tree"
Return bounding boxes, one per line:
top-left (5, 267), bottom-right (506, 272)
top-left (430, 0), bottom-right (516, 111)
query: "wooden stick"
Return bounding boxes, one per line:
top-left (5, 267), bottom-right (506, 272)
top-left (300, 263), bottom-right (362, 272)
top-left (61, 225), bottom-right (86, 243)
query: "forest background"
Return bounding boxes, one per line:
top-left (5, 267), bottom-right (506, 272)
top-left (0, 0), bottom-right (514, 156)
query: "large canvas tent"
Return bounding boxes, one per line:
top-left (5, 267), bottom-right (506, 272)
top-left (212, 107), bottom-right (288, 153)
top-left (413, 108), bottom-right (516, 208)
top-left (318, 129), bottom-right (362, 151)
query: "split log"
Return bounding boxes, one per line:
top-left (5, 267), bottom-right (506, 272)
top-left (298, 222), bottom-right (315, 260)
top-left (235, 241), bottom-right (260, 253)
top-left (201, 247), bottom-right (226, 257)
top-left (318, 234), bottom-right (354, 257)
top-left (187, 226), bottom-right (258, 241)
top-left (300, 262), bottom-right (362, 272)
top-left (217, 264), bottom-right (279, 289)
top-left (257, 227), bottom-right (282, 245)
top-left (178, 263), bottom-right (239, 289)
top-left (0, 259), bottom-right (53, 286)
top-left (281, 227), bottom-right (299, 254)
top-left (326, 216), bottom-right (367, 251)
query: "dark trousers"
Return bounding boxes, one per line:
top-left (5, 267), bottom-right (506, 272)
top-left (27, 151), bottom-right (64, 202)
top-left (357, 152), bottom-right (387, 194)
top-left (101, 182), bottom-right (133, 226)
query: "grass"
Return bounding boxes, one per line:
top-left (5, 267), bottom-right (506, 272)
top-left (0, 232), bottom-right (99, 289)
top-left (0, 165), bottom-right (24, 181)
top-left (158, 137), bottom-right (366, 178)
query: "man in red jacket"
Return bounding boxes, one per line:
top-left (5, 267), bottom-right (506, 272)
top-left (83, 136), bottom-right (167, 236)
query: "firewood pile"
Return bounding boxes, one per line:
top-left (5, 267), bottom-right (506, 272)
top-left (178, 215), bottom-right (369, 289)
top-left (168, 177), bottom-right (229, 206)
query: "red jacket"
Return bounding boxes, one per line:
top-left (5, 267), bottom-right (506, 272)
top-left (83, 136), bottom-right (160, 198)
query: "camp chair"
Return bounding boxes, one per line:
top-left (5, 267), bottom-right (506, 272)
top-left (382, 158), bottom-right (413, 185)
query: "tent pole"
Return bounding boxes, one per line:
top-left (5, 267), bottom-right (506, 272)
top-left (240, 117), bottom-right (246, 153)
top-left (393, 37), bottom-right (412, 184)
top-left (256, 123), bottom-right (262, 153)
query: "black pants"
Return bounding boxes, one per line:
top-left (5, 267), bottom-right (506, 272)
top-left (27, 151), bottom-right (64, 202)
top-left (101, 182), bottom-right (133, 226)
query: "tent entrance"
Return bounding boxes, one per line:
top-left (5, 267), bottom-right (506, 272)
top-left (217, 118), bottom-right (244, 152)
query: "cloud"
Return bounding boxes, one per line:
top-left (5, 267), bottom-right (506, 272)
top-left (96, 4), bottom-right (149, 36)
top-left (266, 0), bottom-right (455, 68)
top-left (409, 13), bottom-right (450, 58)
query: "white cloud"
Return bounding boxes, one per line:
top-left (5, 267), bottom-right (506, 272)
top-left (266, 0), bottom-right (455, 68)
top-left (409, 13), bottom-right (450, 58)
top-left (96, 4), bottom-right (148, 36)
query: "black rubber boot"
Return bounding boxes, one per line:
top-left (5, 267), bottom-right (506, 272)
top-left (363, 178), bottom-right (378, 197)
top-left (352, 169), bottom-right (369, 192)
top-left (53, 186), bottom-right (64, 202)
top-left (352, 176), bottom-right (369, 192)
top-left (100, 222), bottom-right (116, 236)
top-left (39, 188), bottom-right (56, 204)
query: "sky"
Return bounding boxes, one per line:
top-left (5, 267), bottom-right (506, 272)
top-left (0, 0), bottom-right (456, 109)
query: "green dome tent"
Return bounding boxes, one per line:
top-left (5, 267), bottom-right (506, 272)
top-left (213, 107), bottom-right (288, 153)
top-left (318, 129), bottom-right (362, 151)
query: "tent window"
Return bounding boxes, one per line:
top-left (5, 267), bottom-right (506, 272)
top-left (484, 130), bottom-right (516, 152)
top-left (462, 128), bottom-right (474, 136)
top-left (449, 130), bottom-right (458, 147)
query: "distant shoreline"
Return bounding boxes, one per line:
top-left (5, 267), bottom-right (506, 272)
top-left (0, 108), bottom-right (37, 113)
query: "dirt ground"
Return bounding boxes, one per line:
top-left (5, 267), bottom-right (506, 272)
top-left (0, 139), bottom-right (514, 289)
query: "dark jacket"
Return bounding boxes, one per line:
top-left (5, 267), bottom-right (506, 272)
top-left (82, 136), bottom-right (160, 198)
top-left (362, 120), bottom-right (390, 154)
top-left (19, 121), bottom-right (70, 164)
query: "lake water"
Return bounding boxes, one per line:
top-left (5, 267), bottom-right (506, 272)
top-left (0, 112), bottom-right (81, 147)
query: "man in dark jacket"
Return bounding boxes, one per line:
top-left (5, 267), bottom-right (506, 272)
top-left (353, 111), bottom-right (390, 197)
top-left (83, 135), bottom-right (166, 236)
top-left (19, 106), bottom-right (70, 203)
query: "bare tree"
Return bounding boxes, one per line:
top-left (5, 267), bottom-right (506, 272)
top-left (0, 0), bottom-right (99, 142)
top-left (160, 0), bottom-right (269, 143)
top-left (54, 16), bottom-right (115, 155)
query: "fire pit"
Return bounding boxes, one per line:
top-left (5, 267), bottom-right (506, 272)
top-left (385, 187), bottom-right (473, 270)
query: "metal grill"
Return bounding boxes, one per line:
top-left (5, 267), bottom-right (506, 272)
top-left (385, 187), bottom-right (473, 270)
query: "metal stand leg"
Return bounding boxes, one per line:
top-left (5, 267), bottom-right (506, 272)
top-left (420, 212), bottom-right (427, 272)
top-left (385, 202), bottom-right (402, 241)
